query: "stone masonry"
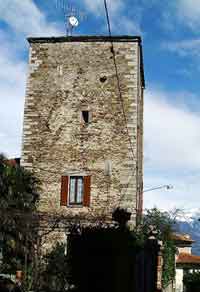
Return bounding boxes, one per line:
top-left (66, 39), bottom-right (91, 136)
top-left (21, 36), bottom-right (145, 225)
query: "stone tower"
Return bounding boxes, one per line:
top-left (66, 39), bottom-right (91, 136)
top-left (21, 36), bottom-right (144, 225)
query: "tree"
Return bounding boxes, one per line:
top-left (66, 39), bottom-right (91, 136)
top-left (137, 208), bottom-right (177, 288)
top-left (137, 208), bottom-right (175, 241)
top-left (0, 154), bottom-right (39, 211)
top-left (184, 271), bottom-right (200, 292)
top-left (0, 154), bottom-right (40, 274)
top-left (41, 243), bottom-right (69, 292)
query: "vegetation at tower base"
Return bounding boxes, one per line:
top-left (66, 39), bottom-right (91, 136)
top-left (0, 154), bottom-right (40, 275)
top-left (41, 243), bottom-right (69, 292)
top-left (0, 157), bottom-right (175, 292)
top-left (138, 208), bottom-right (176, 288)
top-left (183, 271), bottom-right (200, 292)
top-left (40, 209), bottom-right (164, 292)
top-left (42, 223), bottom-right (140, 292)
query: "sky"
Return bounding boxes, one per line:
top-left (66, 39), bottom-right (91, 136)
top-left (1, 0), bottom-right (200, 212)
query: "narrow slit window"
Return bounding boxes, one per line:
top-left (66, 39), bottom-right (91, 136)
top-left (82, 111), bottom-right (89, 124)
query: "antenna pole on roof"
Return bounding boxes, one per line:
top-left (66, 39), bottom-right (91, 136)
top-left (56, 0), bottom-right (86, 36)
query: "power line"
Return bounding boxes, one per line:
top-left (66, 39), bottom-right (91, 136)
top-left (103, 0), bottom-right (140, 209)
top-left (17, 1), bottom-right (141, 216)
top-left (103, 0), bottom-right (136, 161)
top-left (104, 0), bottom-right (112, 38)
top-left (24, 0), bottom-right (141, 215)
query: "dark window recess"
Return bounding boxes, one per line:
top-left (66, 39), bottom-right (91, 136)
top-left (100, 76), bottom-right (107, 83)
top-left (82, 111), bottom-right (89, 123)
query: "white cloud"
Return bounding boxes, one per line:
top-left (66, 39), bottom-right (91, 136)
top-left (144, 88), bottom-right (200, 210)
top-left (0, 1), bottom-right (62, 158)
top-left (111, 15), bottom-right (142, 35)
top-left (145, 88), bottom-right (200, 171)
top-left (83, 0), bottom-right (123, 16)
top-left (0, 31), bottom-right (27, 158)
top-left (1, 1), bottom-right (199, 211)
top-left (83, 0), bottom-right (142, 35)
top-left (176, 0), bottom-right (200, 30)
top-left (163, 39), bottom-right (200, 57)
top-left (161, 0), bottom-right (200, 33)
top-left (144, 173), bottom-right (200, 211)
top-left (0, 0), bottom-right (61, 36)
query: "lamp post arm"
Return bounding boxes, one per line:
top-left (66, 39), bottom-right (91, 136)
top-left (143, 185), bottom-right (173, 193)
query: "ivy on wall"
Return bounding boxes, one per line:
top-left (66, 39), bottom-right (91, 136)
top-left (138, 208), bottom-right (176, 288)
top-left (162, 240), bottom-right (176, 288)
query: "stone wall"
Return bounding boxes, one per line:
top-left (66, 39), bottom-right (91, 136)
top-left (21, 36), bottom-right (144, 225)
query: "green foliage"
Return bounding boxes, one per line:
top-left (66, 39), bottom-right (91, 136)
top-left (41, 243), bottom-right (69, 292)
top-left (183, 271), bottom-right (200, 292)
top-left (40, 208), bottom-right (177, 291)
top-left (0, 154), bottom-right (40, 274)
top-left (140, 208), bottom-right (175, 241)
top-left (41, 225), bottom-right (140, 292)
top-left (137, 208), bottom-right (176, 288)
top-left (162, 240), bottom-right (176, 288)
top-left (0, 154), bottom-right (39, 211)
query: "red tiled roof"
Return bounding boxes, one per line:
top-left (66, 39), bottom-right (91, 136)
top-left (5, 158), bottom-right (20, 166)
top-left (177, 253), bottom-right (200, 264)
top-left (171, 233), bottom-right (195, 243)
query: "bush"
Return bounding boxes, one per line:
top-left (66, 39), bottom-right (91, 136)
top-left (138, 208), bottom-right (176, 288)
top-left (41, 243), bottom-right (69, 292)
top-left (183, 271), bottom-right (200, 292)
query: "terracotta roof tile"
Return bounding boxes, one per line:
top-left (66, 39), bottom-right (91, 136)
top-left (177, 253), bottom-right (200, 264)
top-left (171, 233), bottom-right (195, 243)
top-left (5, 158), bottom-right (20, 167)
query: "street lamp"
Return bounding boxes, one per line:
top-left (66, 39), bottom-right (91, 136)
top-left (136, 185), bottom-right (173, 225)
top-left (143, 184), bottom-right (173, 193)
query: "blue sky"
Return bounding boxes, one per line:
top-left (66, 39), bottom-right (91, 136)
top-left (1, 0), bottom-right (200, 211)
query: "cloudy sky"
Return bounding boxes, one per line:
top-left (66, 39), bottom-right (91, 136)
top-left (1, 0), bottom-right (200, 211)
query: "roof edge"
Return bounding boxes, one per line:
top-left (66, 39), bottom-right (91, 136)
top-left (27, 35), bottom-right (141, 44)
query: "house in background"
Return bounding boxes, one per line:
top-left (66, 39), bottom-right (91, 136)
top-left (21, 35), bottom-right (145, 238)
top-left (5, 158), bottom-right (20, 167)
top-left (173, 233), bottom-right (200, 292)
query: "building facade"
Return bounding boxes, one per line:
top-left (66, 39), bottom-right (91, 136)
top-left (174, 234), bottom-right (200, 292)
top-left (21, 36), bottom-right (144, 225)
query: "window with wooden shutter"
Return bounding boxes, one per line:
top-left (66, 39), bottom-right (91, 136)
top-left (69, 176), bottom-right (84, 205)
top-left (83, 176), bottom-right (91, 207)
top-left (60, 176), bottom-right (68, 206)
top-left (61, 175), bottom-right (91, 207)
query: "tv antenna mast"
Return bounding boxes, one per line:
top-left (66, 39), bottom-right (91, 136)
top-left (56, 0), bottom-right (86, 36)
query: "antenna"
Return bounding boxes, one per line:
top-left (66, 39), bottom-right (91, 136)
top-left (56, 0), bottom-right (86, 36)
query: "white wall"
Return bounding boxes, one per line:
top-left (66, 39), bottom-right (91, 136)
top-left (176, 268), bottom-right (184, 292)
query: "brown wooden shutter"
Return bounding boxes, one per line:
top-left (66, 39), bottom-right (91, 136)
top-left (83, 176), bottom-right (91, 207)
top-left (60, 176), bottom-right (68, 206)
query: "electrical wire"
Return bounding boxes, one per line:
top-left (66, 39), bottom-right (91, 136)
top-left (18, 1), bottom-right (142, 218)
top-left (103, 0), bottom-right (136, 161)
top-left (103, 0), bottom-right (141, 210)
top-left (22, 0), bottom-right (142, 216)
